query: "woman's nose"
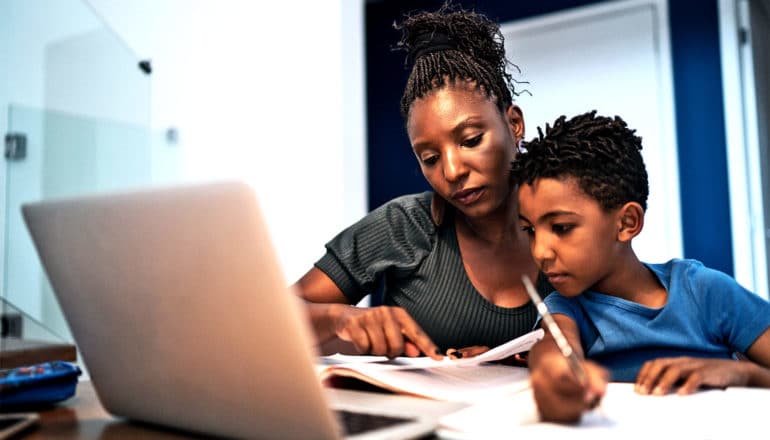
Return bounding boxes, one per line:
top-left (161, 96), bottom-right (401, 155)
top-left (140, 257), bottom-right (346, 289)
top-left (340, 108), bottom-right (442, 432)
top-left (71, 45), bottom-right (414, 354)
top-left (442, 149), bottom-right (468, 182)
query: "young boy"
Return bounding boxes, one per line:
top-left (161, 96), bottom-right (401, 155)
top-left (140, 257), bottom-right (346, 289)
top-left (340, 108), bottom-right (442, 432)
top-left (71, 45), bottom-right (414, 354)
top-left (510, 111), bottom-right (770, 423)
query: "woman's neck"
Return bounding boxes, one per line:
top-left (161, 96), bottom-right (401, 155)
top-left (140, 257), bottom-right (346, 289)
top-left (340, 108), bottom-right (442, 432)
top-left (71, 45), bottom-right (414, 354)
top-left (456, 191), bottom-right (521, 247)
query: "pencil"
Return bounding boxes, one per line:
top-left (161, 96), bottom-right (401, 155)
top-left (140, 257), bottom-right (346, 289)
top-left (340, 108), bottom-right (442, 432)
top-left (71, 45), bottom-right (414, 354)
top-left (521, 274), bottom-right (587, 384)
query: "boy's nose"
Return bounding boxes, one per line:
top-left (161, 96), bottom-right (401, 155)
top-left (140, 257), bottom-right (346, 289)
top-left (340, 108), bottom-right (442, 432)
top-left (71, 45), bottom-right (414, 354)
top-left (531, 237), bottom-right (555, 265)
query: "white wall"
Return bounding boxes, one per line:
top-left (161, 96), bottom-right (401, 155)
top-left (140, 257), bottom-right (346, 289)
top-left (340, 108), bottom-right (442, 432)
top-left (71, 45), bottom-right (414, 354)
top-left (86, 0), bottom-right (368, 283)
top-left (1, 0), bottom-right (366, 337)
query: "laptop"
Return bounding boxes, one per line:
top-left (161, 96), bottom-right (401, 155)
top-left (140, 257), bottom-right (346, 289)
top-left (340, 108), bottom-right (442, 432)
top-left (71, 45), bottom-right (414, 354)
top-left (22, 181), bottom-right (439, 439)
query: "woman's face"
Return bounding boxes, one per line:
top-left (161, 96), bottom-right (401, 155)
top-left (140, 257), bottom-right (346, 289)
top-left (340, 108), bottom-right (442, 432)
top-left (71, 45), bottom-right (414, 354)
top-left (407, 85), bottom-right (523, 220)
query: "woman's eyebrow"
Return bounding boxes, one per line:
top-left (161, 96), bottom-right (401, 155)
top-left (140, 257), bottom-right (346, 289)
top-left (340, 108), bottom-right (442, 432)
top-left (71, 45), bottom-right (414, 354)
top-left (451, 117), bottom-right (484, 135)
top-left (411, 117), bottom-right (485, 150)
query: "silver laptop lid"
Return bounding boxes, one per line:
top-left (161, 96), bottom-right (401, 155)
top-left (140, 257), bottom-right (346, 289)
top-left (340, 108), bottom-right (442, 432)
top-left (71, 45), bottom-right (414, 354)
top-left (22, 181), bottom-right (341, 439)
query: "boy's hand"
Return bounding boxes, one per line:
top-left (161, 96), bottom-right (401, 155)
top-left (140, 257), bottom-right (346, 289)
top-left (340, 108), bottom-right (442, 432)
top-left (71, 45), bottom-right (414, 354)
top-left (635, 357), bottom-right (752, 395)
top-left (530, 347), bottom-right (609, 423)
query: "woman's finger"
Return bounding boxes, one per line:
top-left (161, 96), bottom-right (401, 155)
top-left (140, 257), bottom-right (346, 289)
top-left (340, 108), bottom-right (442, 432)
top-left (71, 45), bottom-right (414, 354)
top-left (378, 308), bottom-right (406, 358)
top-left (394, 309), bottom-right (442, 360)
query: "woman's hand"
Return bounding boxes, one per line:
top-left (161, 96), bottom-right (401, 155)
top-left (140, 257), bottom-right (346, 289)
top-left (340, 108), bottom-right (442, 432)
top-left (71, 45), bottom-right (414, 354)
top-left (334, 305), bottom-right (444, 360)
top-left (635, 357), bottom-right (753, 395)
top-left (445, 346), bottom-right (490, 359)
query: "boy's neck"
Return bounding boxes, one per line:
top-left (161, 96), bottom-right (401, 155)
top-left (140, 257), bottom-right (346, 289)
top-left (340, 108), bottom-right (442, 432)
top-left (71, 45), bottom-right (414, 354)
top-left (591, 250), bottom-right (667, 308)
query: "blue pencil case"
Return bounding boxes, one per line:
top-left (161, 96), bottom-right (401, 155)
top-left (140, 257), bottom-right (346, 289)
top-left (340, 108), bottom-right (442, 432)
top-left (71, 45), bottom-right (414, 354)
top-left (0, 361), bottom-right (81, 408)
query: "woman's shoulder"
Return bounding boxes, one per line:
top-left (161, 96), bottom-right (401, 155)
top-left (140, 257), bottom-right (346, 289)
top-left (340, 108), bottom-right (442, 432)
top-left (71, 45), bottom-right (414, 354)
top-left (378, 191), bottom-right (433, 214)
top-left (329, 191), bottom-right (437, 249)
top-left (369, 191), bottom-right (436, 231)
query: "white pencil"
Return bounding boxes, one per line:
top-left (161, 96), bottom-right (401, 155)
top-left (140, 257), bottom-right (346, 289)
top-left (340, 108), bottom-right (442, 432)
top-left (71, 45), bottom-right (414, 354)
top-left (521, 274), bottom-right (587, 383)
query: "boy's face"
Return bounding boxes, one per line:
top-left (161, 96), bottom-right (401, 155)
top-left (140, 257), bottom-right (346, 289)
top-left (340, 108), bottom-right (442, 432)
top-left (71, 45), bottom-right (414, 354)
top-left (517, 177), bottom-right (623, 296)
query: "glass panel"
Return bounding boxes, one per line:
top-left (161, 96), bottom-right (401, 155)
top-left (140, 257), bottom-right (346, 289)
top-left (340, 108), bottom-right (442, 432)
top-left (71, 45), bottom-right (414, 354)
top-left (2, 295), bottom-right (75, 369)
top-left (1, 0), bottom-right (181, 347)
top-left (4, 105), bottom-right (180, 342)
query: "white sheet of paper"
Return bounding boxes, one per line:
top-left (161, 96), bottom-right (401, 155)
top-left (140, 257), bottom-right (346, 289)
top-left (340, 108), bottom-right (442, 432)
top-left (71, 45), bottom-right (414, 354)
top-left (320, 328), bottom-right (544, 371)
top-left (437, 382), bottom-right (770, 438)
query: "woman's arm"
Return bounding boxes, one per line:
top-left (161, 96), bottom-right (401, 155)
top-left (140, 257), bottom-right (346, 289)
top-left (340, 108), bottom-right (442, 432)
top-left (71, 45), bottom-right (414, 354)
top-left (293, 267), bottom-right (442, 359)
top-left (294, 266), bottom-right (350, 343)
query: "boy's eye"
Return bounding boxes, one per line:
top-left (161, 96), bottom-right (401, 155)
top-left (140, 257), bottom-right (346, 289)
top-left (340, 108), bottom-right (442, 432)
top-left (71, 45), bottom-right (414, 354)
top-left (461, 134), bottom-right (483, 148)
top-left (552, 224), bottom-right (574, 235)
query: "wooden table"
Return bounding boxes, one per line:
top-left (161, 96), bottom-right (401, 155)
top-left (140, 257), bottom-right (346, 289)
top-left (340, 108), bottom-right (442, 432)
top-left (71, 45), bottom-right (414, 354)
top-left (18, 382), bottom-right (209, 439)
top-left (16, 380), bottom-right (464, 439)
top-left (0, 337), bottom-right (77, 369)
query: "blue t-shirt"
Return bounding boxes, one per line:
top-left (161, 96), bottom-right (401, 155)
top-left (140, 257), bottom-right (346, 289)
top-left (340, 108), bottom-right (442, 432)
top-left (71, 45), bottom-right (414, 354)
top-left (544, 259), bottom-right (770, 382)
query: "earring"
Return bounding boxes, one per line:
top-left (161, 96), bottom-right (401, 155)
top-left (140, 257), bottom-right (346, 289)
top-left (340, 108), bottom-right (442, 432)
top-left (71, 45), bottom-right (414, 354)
top-left (431, 193), bottom-right (446, 226)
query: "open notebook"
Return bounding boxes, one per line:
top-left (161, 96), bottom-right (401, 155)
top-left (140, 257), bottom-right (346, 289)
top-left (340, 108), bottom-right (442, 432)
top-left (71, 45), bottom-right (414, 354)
top-left (318, 329), bottom-right (542, 402)
top-left (22, 181), bottom-right (437, 439)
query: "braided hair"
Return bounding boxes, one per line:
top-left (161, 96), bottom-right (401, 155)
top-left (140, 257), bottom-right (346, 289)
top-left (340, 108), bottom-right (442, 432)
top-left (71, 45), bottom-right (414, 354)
top-left (394, 2), bottom-right (519, 120)
top-left (510, 111), bottom-right (649, 211)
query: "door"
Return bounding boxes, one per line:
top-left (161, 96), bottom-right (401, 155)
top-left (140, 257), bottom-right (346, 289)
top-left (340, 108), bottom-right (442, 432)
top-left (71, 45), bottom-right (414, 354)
top-left (501, 0), bottom-right (682, 264)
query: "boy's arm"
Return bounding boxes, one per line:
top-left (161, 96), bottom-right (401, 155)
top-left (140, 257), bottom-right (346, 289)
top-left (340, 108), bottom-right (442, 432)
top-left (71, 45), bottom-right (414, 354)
top-left (636, 327), bottom-right (770, 394)
top-left (744, 327), bottom-right (770, 386)
top-left (529, 314), bottom-right (609, 423)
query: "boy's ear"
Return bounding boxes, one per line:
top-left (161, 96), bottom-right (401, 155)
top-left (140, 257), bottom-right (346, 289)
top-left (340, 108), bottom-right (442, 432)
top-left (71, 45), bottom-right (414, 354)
top-left (506, 105), bottom-right (525, 141)
top-left (617, 202), bottom-right (644, 242)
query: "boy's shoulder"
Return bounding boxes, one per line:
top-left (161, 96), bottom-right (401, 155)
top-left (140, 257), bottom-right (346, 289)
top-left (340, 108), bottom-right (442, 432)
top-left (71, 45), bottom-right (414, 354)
top-left (645, 258), bottom-right (745, 295)
top-left (644, 258), bottom-right (711, 281)
top-left (645, 257), bottom-right (703, 271)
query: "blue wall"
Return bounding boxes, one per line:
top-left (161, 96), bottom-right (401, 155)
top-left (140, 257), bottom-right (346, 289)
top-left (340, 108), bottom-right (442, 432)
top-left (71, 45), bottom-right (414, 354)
top-left (668, 0), bottom-right (733, 275)
top-left (365, 0), bottom-right (733, 275)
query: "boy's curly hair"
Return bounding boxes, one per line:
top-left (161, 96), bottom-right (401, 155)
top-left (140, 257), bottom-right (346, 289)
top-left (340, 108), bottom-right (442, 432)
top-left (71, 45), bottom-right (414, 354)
top-left (394, 1), bottom-right (519, 120)
top-left (510, 110), bottom-right (649, 211)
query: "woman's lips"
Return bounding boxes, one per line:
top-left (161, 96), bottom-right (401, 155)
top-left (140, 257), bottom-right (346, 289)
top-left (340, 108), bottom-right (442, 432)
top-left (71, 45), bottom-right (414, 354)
top-left (452, 188), bottom-right (483, 205)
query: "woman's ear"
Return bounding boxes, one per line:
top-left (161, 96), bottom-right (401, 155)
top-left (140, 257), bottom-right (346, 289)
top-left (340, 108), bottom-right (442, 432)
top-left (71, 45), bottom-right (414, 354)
top-left (506, 105), bottom-right (525, 142)
top-left (617, 202), bottom-right (644, 242)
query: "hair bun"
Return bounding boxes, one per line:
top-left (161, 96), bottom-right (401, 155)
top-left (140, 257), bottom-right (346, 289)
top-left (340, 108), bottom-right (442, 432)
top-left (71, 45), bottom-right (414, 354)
top-left (395, 3), bottom-right (507, 72)
top-left (395, 1), bottom-right (520, 118)
top-left (407, 29), bottom-right (457, 66)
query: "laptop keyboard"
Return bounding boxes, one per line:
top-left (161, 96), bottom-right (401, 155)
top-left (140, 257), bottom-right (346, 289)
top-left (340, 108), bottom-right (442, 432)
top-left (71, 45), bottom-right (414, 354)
top-left (335, 409), bottom-right (415, 435)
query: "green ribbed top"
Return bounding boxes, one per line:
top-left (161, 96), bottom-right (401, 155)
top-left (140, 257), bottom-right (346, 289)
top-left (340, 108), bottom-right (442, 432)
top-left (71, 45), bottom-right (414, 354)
top-left (315, 192), bottom-right (551, 351)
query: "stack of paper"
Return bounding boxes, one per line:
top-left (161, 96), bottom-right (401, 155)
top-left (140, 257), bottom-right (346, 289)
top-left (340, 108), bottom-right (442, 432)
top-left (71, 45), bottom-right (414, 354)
top-left (317, 329), bottom-right (543, 403)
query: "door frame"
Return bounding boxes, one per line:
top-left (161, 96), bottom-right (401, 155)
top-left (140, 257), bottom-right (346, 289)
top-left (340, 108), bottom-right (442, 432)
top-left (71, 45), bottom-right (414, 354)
top-left (719, 0), bottom-right (769, 298)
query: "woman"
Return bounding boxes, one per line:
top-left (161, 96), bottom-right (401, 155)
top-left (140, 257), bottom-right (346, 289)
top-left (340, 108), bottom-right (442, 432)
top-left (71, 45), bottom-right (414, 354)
top-left (294, 3), bottom-right (548, 359)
